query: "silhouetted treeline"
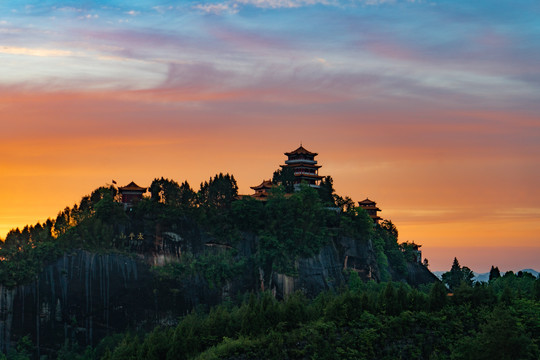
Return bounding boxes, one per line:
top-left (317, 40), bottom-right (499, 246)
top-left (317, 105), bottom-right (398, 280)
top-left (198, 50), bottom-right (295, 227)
top-left (0, 174), bottom-right (409, 288)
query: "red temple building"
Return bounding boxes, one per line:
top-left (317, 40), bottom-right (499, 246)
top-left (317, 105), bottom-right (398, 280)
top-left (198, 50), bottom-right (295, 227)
top-left (281, 145), bottom-right (323, 189)
top-left (118, 181), bottom-right (147, 207)
top-left (358, 198), bottom-right (382, 224)
top-left (250, 179), bottom-right (273, 201)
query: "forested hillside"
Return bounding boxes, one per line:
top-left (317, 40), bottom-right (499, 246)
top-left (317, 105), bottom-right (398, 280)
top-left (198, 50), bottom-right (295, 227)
top-left (93, 273), bottom-right (540, 360)
top-left (0, 174), bottom-right (426, 292)
top-left (0, 174), bottom-right (536, 359)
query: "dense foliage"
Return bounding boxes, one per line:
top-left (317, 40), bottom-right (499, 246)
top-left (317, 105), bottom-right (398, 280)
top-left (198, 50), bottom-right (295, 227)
top-left (36, 272), bottom-right (539, 360)
top-left (0, 174), bottom-right (404, 289)
top-left (153, 249), bottom-right (248, 290)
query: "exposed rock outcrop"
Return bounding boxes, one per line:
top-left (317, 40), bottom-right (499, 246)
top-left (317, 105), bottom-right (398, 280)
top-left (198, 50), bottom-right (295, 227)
top-left (339, 237), bottom-right (380, 281)
top-left (0, 251), bottom-right (152, 356)
top-left (406, 262), bottom-right (440, 286)
top-left (272, 243), bottom-right (345, 299)
top-left (0, 229), bottom-right (438, 356)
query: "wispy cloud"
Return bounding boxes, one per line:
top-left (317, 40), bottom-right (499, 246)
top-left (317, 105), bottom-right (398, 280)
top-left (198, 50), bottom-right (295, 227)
top-left (80, 13), bottom-right (99, 19)
top-left (235, 0), bottom-right (333, 8)
top-left (194, 3), bottom-right (239, 14)
top-left (0, 46), bottom-right (72, 57)
top-left (192, 0), bottom-right (421, 13)
top-left (194, 0), bottom-right (333, 13)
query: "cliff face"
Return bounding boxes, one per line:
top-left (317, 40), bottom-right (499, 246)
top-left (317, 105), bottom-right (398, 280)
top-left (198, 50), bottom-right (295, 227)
top-left (406, 262), bottom-right (440, 286)
top-left (272, 243), bottom-right (345, 299)
top-left (0, 251), bottom-right (152, 355)
top-left (271, 237), bottom-right (383, 299)
top-left (0, 229), bottom-right (437, 355)
top-left (0, 246), bottom-right (253, 355)
top-left (339, 236), bottom-right (380, 282)
top-left (269, 235), bottom-right (440, 298)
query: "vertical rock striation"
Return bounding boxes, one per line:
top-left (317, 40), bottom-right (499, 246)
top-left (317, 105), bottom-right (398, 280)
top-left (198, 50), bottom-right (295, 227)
top-left (0, 251), bottom-right (151, 355)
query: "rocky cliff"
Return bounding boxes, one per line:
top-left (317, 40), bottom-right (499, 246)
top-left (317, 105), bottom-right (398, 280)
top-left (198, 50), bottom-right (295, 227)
top-left (0, 229), bottom-right (437, 356)
top-left (0, 251), bottom-right (151, 356)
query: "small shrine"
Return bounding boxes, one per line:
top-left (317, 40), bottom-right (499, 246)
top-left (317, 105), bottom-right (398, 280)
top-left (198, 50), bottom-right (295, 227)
top-left (250, 179), bottom-right (273, 201)
top-left (281, 145), bottom-right (323, 189)
top-left (118, 181), bottom-right (147, 207)
top-left (358, 198), bottom-right (382, 224)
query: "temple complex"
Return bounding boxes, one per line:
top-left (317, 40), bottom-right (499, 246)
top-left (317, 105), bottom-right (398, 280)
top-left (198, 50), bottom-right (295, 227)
top-left (118, 181), bottom-right (147, 207)
top-left (358, 198), bottom-right (382, 224)
top-left (250, 179), bottom-right (273, 201)
top-left (281, 145), bottom-right (323, 189)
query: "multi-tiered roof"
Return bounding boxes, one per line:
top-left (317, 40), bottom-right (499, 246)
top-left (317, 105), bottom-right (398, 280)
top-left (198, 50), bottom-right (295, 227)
top-left (281, 145), bottom-right (323, 188)
top-left (358, 198), bottom-right (382, 224)
top-left (250, 179), bottom-right (273, 200)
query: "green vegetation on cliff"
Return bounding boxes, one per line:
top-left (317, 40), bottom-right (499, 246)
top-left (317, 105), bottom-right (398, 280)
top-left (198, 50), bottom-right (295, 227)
top-left (0, 174), bottom-right (410, 289)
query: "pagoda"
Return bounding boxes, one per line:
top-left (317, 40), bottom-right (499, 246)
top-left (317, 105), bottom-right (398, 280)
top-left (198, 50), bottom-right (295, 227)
top-left (281, 145), bottom-right (323, 189)
top-left (250, 179), bottom-right (273, 201)
top-left (358, 198), bottom-right (382, 224)
top-left (118, 181), bottom-right (147, 206)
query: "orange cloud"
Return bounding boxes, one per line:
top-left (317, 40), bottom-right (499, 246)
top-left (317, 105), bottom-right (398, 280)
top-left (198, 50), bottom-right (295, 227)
top-left (0, 88), bottom-right (538, 272)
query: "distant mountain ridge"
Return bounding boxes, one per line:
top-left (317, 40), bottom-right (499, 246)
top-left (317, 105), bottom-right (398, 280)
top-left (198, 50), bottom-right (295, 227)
top-left (432, 268), bottom-right (539, 282)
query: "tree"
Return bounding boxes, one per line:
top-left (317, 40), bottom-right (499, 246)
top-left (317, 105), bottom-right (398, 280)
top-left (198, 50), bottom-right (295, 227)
top-left (150, 177), bottom-right (180, 205)
top-left (488, 265), bottom-right (501, 282)
top-left (198, 173), bottom-right (239, 209)
top-left (150, 178), bottom-right (196, 209)
top-left (94, 191), bottom-right (125, 224)
top-left (428, 281), bottom-right (447, 311)
top-left (400, 241), bottom-right (420, 263)
top-left (317, 176), bottom-right (335, 206)
top-left (380, 219), bottom-right (398, 239)
top-left (258, 185), bottom-right (330, 276)
top-left (469, 306), bottom-right (537, 360)
top-left (334, 195), bottom-right (355, 214)
top-left (381, 282), bottom-right (399, 315)
top-left (178, 181), bottom-right (197, 208)
top-left (461, 266), bottom-right (475, 285)
top-left (272, 167), bottom-right (295, 193)
top-left (442, 258), bottom-right (473, 291)
top-left (54, 207), bottom-right (72, 237)
top-left (90, 186), bottom-right (118, 207)
top-left (4, 228), bottom-right (24, 249)
top-left (231, 196), bottom-right (265, 233)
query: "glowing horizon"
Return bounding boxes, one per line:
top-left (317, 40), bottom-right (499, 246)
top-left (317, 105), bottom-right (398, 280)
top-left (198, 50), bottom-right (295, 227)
top-left (1, 0), bottom-right (539, 273)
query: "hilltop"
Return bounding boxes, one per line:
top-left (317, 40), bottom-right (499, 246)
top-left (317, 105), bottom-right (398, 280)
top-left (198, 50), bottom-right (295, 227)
top-left (0, 174), bottom-right (538, 360)
top-left (0, 168), bottom-right (439, 356)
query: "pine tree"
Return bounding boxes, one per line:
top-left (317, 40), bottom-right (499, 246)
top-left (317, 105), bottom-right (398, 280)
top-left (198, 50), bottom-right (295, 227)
top-left (488, 265), bottom-right (501, 282)
top-left (442, 258), bottom-right (473, 291)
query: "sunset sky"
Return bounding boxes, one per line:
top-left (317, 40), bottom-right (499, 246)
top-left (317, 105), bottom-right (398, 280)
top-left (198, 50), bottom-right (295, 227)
top-left (1, 0), bottom-right (539, 272)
